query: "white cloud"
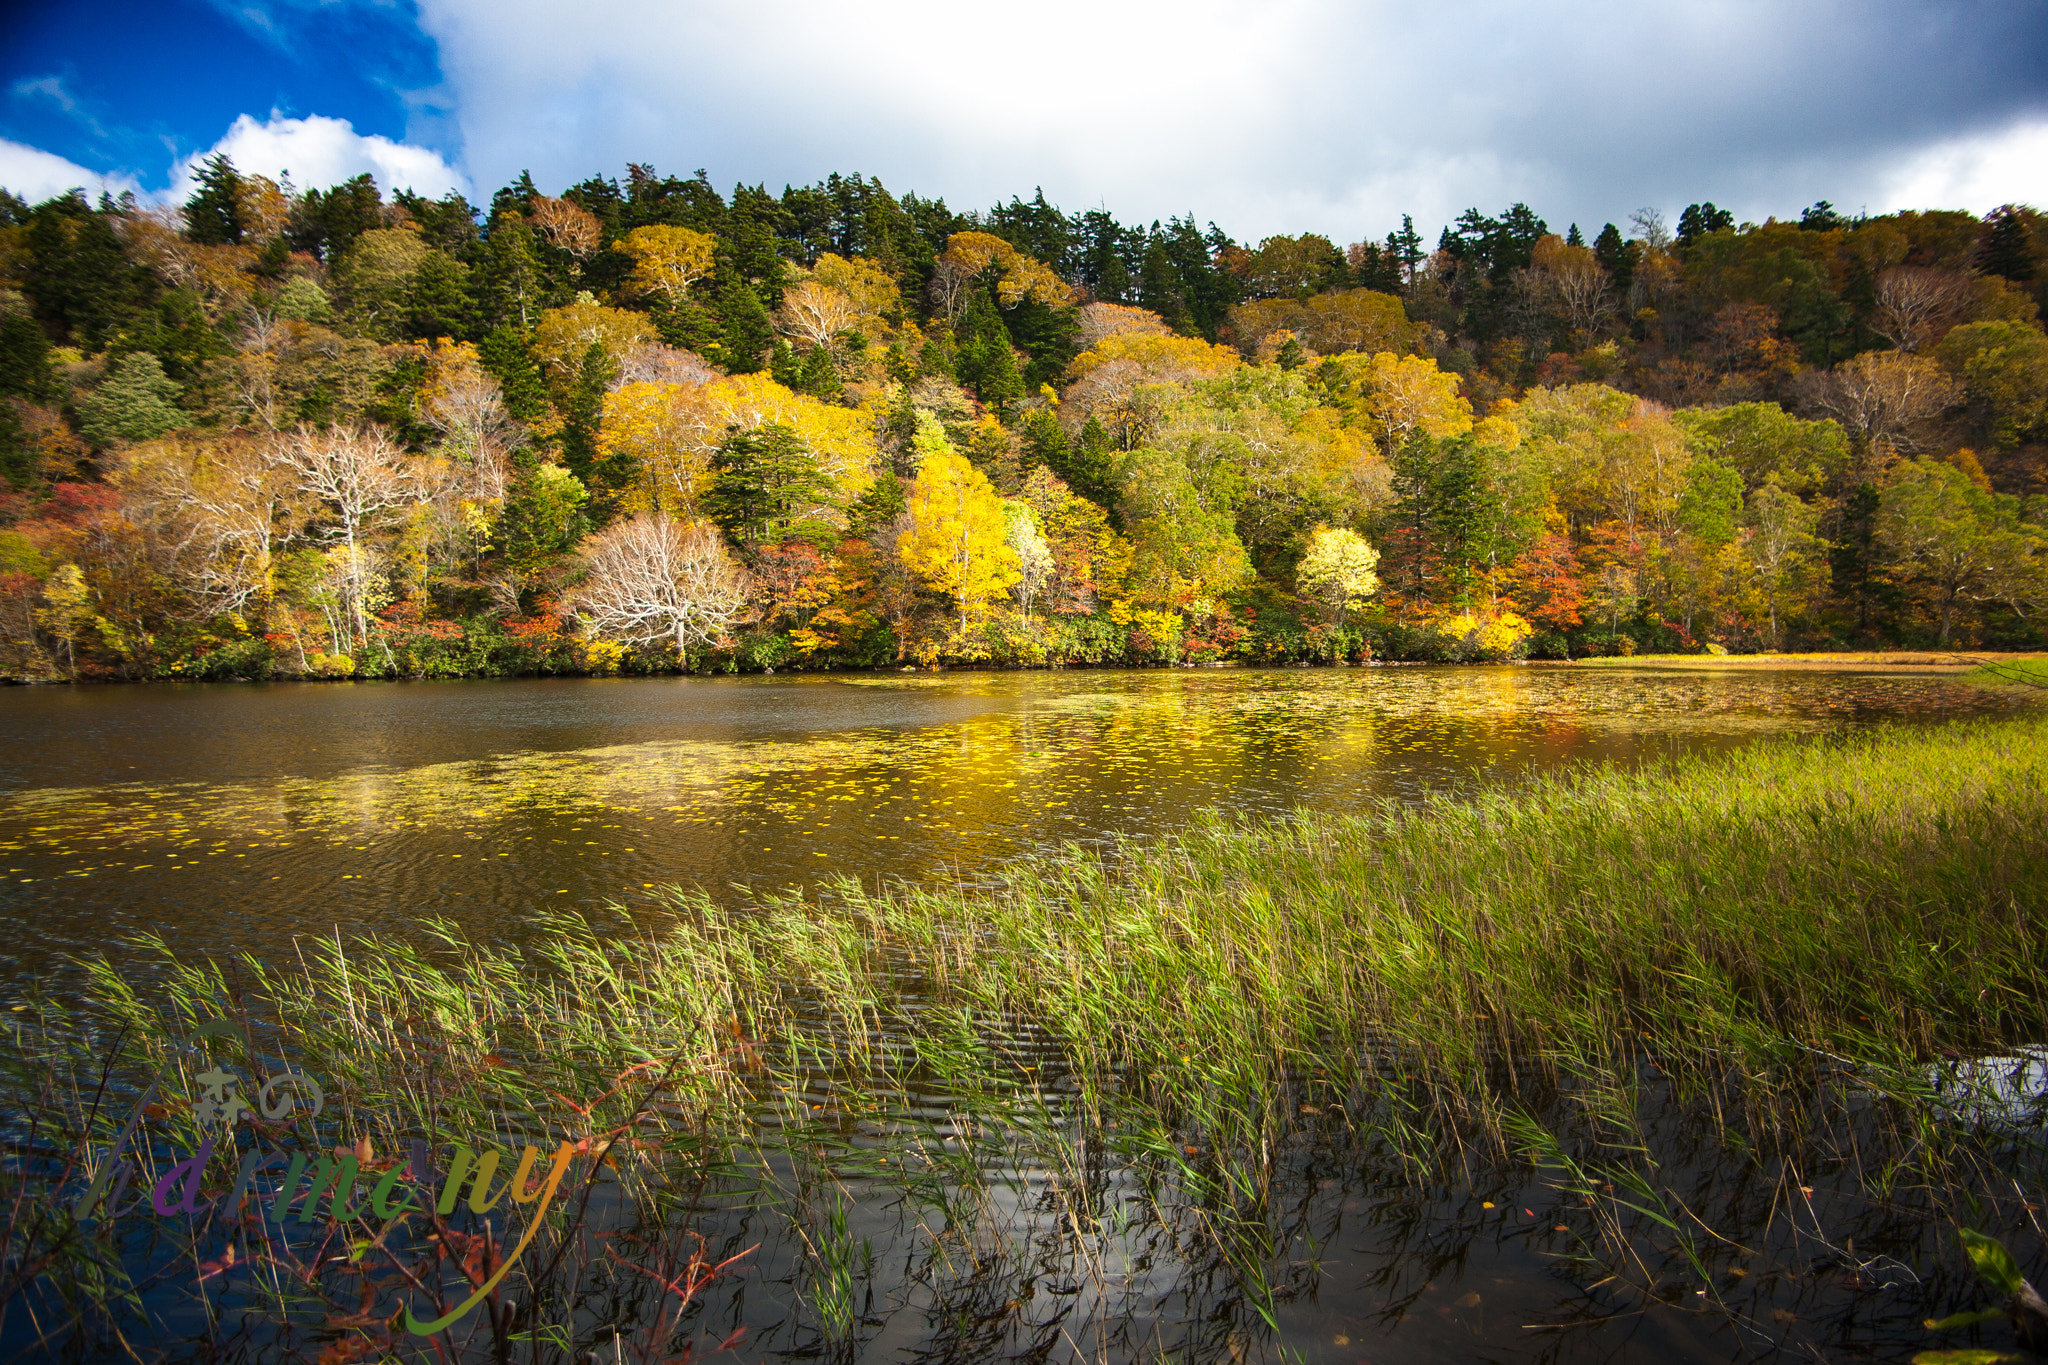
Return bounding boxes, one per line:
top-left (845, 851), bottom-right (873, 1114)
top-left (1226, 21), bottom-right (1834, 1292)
top-left (0, 138), bottom-right (140, 204)
top-left (1870, 118), bottom-right (2048, 216)
top-left (170, 111), bottom-right (472, 202)
top-left (409, 0), bottom-right (2048, 242)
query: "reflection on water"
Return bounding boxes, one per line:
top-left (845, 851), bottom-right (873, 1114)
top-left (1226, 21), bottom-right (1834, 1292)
top-left (0, 663), bottom-right (2022, 986)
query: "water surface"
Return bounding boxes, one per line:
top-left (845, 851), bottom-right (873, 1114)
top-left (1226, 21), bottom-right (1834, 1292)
top-left (0, 662), bottom-right (2019, 987)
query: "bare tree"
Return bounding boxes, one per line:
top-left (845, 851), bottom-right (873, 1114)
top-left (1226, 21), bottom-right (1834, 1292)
top-left (571, 515), bottom-right (756, 659)
top-left (229, 307), bottom-right (289, 430)
top-left (1547, 257), bottom-right (1618, 341)
top-left (1871, 266), bottom-right (1971, 352)
top-left (267, 425), bottom-right (429, 652)
top-left (615, 342), bottom-right (717, 389)
top-left (422, 364), bottom-right (517, 505)
top-left (1628, 207), bottom-right (1672, 252)
top-left (528, 197), bottom-right (602, 260)
top-left (1004, 504), bottom-right (1053, 623)
top-left (1796, 351), bottom-right (1959, 456)
top-left (776, 280), bottom-right (861, 350)
top-left (117, 436), bottom-right (301, 619)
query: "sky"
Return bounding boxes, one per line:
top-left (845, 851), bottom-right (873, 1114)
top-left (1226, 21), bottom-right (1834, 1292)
top-left (2, 0), bottom-right (2045, 247)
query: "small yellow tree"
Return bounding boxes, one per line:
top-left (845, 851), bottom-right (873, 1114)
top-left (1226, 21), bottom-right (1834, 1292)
top-left (617, 225), bottom-right (717, 306)
top-left (1296, 525), bottom-right (1380, 625)
top-left (899, 432), bottom-right (1018, 635)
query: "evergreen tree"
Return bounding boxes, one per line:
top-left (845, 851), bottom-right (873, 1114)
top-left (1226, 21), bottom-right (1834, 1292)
top-left (1799, 200), bottom-right (1844, 232)
top-left (1592, 223), bottom-right (1634, 291)
top-left (846, 471), bottom-right (908, 539)
top-left (79, 352), bottom-right (185, 447)
top-left (796, 343), bottom-right (841, 400)
top-left (488, 170), bottom-right (543, 227)
top-left (405, 252), bottom-right (473, 340)
top-left (713, 265), bottom-right (774, 374)
top-left (1565, 223), bottom-right (1584, 248)
top-left (1677, 202), bottom-right (1734, 243)
top-left (1385, 214), bottom-right (1425, 283)
top-left (1138, 235), bottom-right (1189, 332)
top-left (478, 325), bottom-right (549, 424)
top-left (768, 339), bottom-right (802, 390)
top-left (1351, 242), bottom-right (1403, 293)
top-left (559, 342), bottom-right (616, 495)
top-left (0, 307), bottom-right (54, 401)
top-left (23, 195), bottom-right (154, 349)
top-left (289, 174), bottom-right (383, 261)
top-left (705, 422), bottom-right (839, 557)
top-left (954, 291), bottom-right (1024, 414)
top-left (1018, 408), bottom-right (1067, 475)
top-left (1056, 415), bottom-right (1119, 513)
top-left (183, 154), bottom-right (245, 245)
top-left (1981, 206), bottom-right (2040, 283)
top-left (476, 212), bottom-right (548, 331)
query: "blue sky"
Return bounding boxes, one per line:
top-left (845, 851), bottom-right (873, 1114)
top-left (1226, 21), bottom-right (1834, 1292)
top-left (2, 1), bottom-right (445, 187)
top-left (3, 0), bottom-right (2046, 243)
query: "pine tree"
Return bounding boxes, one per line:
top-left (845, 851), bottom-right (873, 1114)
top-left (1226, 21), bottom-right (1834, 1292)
top-left (405, 252), bottom-right (473, 340)
top-left (1677, 202), bottom-right (1733, 244)
top-left (954, 292), bottom-right (1023, 414)
top-left (768, 339), bottom-right (802, 389)
top-left (79, 352), bottom-right (185, 446)
top-left (1385, 214), bottom-right (1425, 283)
top-left (183, 154), bottom-right (244, 245)
top-left (705, 423), bottom-right (839, 558)
top-left (796, 343), bottom-right (841, 400)
top-left (714, 266), bottom-right (774, 373)
top-left (1981, 206), bottom-right (2040, 283)
top-left (1592, 223), bottom-right (1634, 291)
top-left (478, 326), bottom-right (549, 424)
top-left (559, 342), bottom-right (615, 495)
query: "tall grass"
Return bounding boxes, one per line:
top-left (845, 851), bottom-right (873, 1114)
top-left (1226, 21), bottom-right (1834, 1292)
top-left (709, 718), bottom-right (2048, 1135)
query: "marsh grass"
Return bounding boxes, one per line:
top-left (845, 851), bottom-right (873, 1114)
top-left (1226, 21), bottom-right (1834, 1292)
top-left (1965, 657), bottom-right (2048, 691)
top-left (5, 718), bottom-right (2048, 1360)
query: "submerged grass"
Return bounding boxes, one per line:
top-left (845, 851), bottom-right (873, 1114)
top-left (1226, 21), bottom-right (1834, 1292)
top-left (721, 716), bottom-right (2048, 1126)
top-left (6, 716), bottom-right (2048, 1360)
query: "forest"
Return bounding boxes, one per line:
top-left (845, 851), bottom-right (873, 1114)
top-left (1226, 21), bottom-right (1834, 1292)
top-left (0, 159), bottom-right (2044, 679)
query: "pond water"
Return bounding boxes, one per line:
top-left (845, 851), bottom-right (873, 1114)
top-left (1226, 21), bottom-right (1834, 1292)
top-left (0, 662), bottom-right (2025, 990)
top-left (3, 664), bottom-right (2042, 1364)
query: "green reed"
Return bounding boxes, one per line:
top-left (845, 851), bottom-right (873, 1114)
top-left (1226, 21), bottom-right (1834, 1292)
top-left (692, 717), bottom-right (2048, 1149)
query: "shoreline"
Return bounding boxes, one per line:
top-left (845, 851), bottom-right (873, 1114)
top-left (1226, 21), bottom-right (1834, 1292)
top-left (8, 649), bottom-right (2045, 686)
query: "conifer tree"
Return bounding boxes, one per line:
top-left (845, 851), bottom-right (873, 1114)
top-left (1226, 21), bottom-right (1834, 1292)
top-left (183, 154), bottom-right (245, 245)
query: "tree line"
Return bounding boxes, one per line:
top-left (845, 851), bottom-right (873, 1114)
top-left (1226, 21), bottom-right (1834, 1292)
top-left (0, 158), bottom-right (2043, 679)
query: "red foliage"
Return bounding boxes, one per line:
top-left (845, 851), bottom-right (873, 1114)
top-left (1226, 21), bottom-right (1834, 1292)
top-left (1509, 533), bottom-right (1586, 631)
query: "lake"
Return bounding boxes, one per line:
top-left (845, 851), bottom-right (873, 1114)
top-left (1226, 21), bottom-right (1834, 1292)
top-left (5, 662), bottom-right (2044, 1364)
top-left (0, 661), bottom-right (2022, 992)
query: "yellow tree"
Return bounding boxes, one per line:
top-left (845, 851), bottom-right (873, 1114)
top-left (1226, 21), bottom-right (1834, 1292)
top-left (531, 296), bottom-right (659, 380)
top-left (929, 231), bottom-right (1071, 320)
top-left (617, 225), bottom-right (717, 306)
top-left (1325, 352), bottom-right (1472, 454)
top-left (812, 254), bottom-right (902, 321)
top-left (597, 381), bottom-right (710, 516)
top-left (900, 436), bottom-right (1019, 635)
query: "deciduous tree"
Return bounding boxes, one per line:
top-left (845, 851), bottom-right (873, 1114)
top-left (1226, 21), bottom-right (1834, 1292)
top-left (572, 514), bottom-right (754, 657)
top-left (1295, 525), bottom-right (1380, 624)
top-left (900, 437), bottom-right (1018, 633)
